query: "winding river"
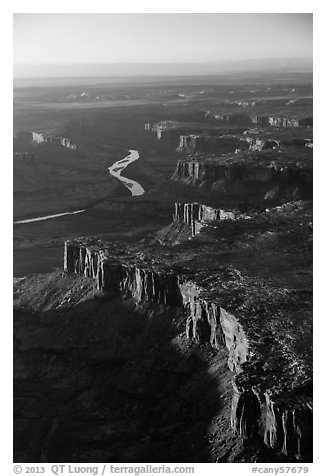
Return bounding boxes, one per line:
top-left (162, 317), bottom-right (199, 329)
top-left (14, 149), bottom-right (144, 225)
top-left (108, 149), bottom-right (144, 197)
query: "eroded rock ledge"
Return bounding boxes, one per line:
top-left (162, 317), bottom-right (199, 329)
top-left (63, 228), bottom-right (312, 461)
top-left (172, 151), bottom-right (312, 206)
top-left (173, 202), bottom-right (243, 237)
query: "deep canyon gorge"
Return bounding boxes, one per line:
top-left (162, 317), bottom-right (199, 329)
top-left (13, 71), bottom-right (313, 463)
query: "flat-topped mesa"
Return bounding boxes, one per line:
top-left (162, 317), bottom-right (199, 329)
top-left (64, 240), bottom-right (182, 306)
top-left (172, 154), bottom-right (313, 206)
top-left (63, 232), bottom-right (312, 461)
top-left (177, 135), bottom-right (250, 154)
top-left (173, 202), bottom-right (239, 236)
top-left (173, 158), bottom-right (276, 183)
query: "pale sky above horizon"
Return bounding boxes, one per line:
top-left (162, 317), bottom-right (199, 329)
top-left (14, 13), bottom-right (312, 65)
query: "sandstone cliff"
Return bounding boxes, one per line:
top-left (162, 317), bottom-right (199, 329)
top-left (207, 113), bottom-right (312, 128)
top-left (177, 135), bottom-right (249, 155)
top-left (172, 153), bottom-right (312, 206)
top-left (32, 131), bottom-right (77, 150)
top-left (173, 202), bottom-right (239, 237)
top-left (63, 218), bottom-right (312, 461)
top-left (64, 240), bottom-right (182, 306)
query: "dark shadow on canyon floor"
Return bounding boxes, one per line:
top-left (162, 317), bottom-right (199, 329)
top-left (14, 278), bottom-right (232, 463)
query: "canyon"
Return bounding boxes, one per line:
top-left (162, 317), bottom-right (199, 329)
top-left (58, 193), bottom-right (312, 462)
top-left (13, 73), bottom-right (313, 463)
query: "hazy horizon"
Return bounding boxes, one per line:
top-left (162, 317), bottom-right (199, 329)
top-left (13, 57), bottom-right (313, 81)
top-left (14, 13), bottom-right (312, 78)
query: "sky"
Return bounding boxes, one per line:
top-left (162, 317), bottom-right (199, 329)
top-left (13, 13), bottom-right (312, 77)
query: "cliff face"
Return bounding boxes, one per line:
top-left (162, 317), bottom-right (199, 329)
top-left (251, 117), bottom-right (299, 128)
top-left (177, 135), bottom-right (248, 155)
top-left (173, 202), bottom-right (238, 237)
top-left (209, 114), bottom-right (312, 128)
top-left (180, 282), bottom-right (312, 461)
top-left (172, 155), bottom-right (312, 206)
top-left (173, 159), bottom-right (275, 183)
top-left (177, 135), bottom-right (200, 152)
top-left (231, 383), bottom-right (313, 458)
top-left (63, 233), bottom-right (312, 461)
top-left (177, 135), bottom-right (312, 155)
top-left (32, 131), bottom-right (77, 150)
top-left (180, 283), bottom-right (250, 371)
top-left (64, 241), bottom-right (182, 306)
top-left (64, 241), bottom-right (250, 370)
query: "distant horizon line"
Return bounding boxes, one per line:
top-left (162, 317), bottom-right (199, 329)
top-left (13, 58), bottom-right (313, 81)
top-left (14, 57), bottom-right (313, 66)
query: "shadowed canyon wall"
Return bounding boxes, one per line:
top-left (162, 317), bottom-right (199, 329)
top-left (63, 239), bottom-right (312, 461)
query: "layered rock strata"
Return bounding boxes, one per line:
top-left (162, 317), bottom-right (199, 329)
top-left (172, 154), bottom-right (312, 205)
top-left (63, 232), bottom-right (312, 461)
top-left (173, 202), bottom-right (239, 236)
top-left (177, 135), bottom-right (249, 154)
top-left (64, 241), bottom-right (182, 306)
top-left (173, 158), bottom-right (276, 183)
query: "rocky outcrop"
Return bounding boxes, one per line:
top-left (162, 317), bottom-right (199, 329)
top-left (178, 273), bottom-right (312, 460)
top-left (32, 132), bottom-right (45, 144)
top-left (208, 114), bottom-right (311, 128)
top-left (173, 159), bottom-right (275, 183)
top-left (63, 229), bottom-right (312, 461)
top-left (172, 155), bottom-right (312, 206)
top-left (177, 135), bottom-right (200, 152)
top-left (64, 241), bottom-right (182, 306)
top-left (245, 138), bottom-right (280, 151)
top-left (251, 116), bottom-right (312, 128)
top-left (173, 202), bottom-right (238, 236)
top-left (32, 132), bottom-right (77, 150)
top-left (177, 135), bottom-right (249, 155)
top-left (179, 282), bottom-right (227, 350)
top-left (147, 121), bottom-right (179, 140)
top-left (268, 117), bottom-right (299, 128)
top-left (231, 383), bottom-right (312, 459)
